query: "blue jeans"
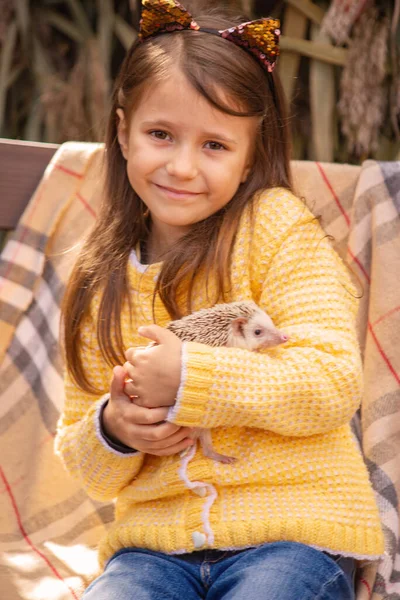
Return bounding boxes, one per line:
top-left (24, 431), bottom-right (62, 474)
top-left (83, 542), bottom-right (355, 599)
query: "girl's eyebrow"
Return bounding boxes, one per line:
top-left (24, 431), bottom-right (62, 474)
top-left (141, 119), bottom-right (238, 145)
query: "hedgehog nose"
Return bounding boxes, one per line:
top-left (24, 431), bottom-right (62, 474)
top-left (281, 334), bottom-right (289, 342)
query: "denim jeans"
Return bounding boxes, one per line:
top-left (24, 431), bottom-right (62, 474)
top-left (83, 541), bottom-right (355, 600)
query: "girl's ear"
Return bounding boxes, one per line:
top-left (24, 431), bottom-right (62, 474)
top-left (241, 165), bottom-right (251, 183)
top-left (116, 108), bottom-right (129, 159)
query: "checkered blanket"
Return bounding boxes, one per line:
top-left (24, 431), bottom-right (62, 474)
top-left (0, 142), bottom-right (399, 599)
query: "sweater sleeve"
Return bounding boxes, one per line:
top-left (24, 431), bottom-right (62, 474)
top-left (168, 196), bottom-right (363, 437)
top-left (54, 320), bottom-right (145, 502)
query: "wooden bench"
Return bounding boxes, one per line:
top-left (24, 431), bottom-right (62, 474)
top-left (0, 138), bottom-right (397, 599)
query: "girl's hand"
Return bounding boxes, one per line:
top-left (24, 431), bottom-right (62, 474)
top-left (102, 366), bottom-right (194, 455)
top-left (124, 325), bottom-right (182, 409)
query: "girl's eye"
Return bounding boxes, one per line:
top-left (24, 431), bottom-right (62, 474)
top-left (254, 328), bottom-right (263, 336)
top-left (205, 141), bottom-right (226, 151)
top-left (150, 130), bottom-right (170, 140)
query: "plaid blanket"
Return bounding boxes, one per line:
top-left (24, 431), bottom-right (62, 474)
top-left (0, 142), bottom-right (399, 599)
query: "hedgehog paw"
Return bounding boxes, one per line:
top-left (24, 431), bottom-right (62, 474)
top-left (218, 455), bottom-right (237, 465)
top-left (204, 451), bottom-right (237, 464)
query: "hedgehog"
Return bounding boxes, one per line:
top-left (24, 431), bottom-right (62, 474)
top-left (165, 301), bottom-right (289, 464)
top-left (167, 300), bottom-right (288, 350)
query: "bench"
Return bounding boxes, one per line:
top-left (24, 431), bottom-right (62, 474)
top-left (0, 139), bottom-right (398, 599)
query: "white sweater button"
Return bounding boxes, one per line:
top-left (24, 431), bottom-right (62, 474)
top-left (192, 486), bottom-right (207, 497)
top-left (192, 531), bottom-right (207, 548)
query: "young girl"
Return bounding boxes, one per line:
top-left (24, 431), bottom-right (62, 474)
top-left (55, 1), bottom-right (384, 598)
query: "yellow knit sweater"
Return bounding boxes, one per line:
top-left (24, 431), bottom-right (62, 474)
top-left (55, 187), bottom-right (384, 567)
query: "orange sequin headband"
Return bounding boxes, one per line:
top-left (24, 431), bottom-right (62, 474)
top-left (139, 0), bottom-right (280, 73)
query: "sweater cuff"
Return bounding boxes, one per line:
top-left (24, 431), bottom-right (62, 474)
top-left (167, 342), bottom-right (216, 427)
top-left (98, 396), bottom-right (138, 455)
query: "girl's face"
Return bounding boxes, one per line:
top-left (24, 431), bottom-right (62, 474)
top-left (117, 68), bottom-right (259, 246)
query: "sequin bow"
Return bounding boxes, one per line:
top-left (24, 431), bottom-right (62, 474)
top-left (139, 0), bottom-right (280, 73)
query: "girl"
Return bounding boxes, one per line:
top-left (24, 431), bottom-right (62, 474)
top-left (55, 1), bottom-right (384, 598)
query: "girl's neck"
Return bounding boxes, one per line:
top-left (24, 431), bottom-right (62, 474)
top-left (140, 237), bottom-right (163, 265)
top-left (142, 233), bottom-right (169, 265)
top-left (144, 221), bottom-right (190, 264)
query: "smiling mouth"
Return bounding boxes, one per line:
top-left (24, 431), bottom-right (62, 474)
top-left (154, 184), bottom-right (201, 196)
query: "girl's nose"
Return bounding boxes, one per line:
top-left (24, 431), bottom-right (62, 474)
top-left (166, 147), bottom-right (198, 180)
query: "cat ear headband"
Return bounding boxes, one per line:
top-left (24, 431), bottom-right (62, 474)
top-left (139, 0), bottom-right (280, 73)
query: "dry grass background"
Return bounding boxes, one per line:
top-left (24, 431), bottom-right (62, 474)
top-left (0, 0), bottom-right (399, 163)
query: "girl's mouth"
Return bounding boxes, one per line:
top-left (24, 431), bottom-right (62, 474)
top-left (154, 183), bottom-right (201, 197)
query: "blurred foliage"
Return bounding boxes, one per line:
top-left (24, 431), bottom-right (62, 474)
top-left (0, 0), bottom-right (399, 163)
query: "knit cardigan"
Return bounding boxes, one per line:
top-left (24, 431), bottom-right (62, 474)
top-left (55, 187), bottom-right (384, 567)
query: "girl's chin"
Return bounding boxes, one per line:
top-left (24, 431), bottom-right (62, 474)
top-left (149, 216), bottom-right (195, 236)
top-left (156, 220), bottom-right (197, 231)
top-left (150, 211), bottom-right (207, 229)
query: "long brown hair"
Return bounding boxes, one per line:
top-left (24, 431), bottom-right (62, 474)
top-left (62, 8), bottom-right (293, 393)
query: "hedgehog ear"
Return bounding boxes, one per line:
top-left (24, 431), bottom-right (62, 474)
top-left (231, 317), bottom-right (248, 337)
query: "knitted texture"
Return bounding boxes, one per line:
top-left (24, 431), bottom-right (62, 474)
top-left (55, 188), bottom-right (384, 567)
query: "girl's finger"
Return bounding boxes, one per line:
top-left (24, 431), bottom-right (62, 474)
top-left (151, 438), bottom-right (195, 457)
top-left (124, 379), bottom-right (139, 398)
top-left (126, 404), bottom-right (170, 425)
top-left (125, 346), bottom-right (149, 362)
top-left (136, 424), bottom-right (193, 445)
top-left (130, 394), bottom-right (176, 409)
top-left (123, 361), bottom-right (136, 379)
top-left (111, 365), bottom-right (128, 397)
